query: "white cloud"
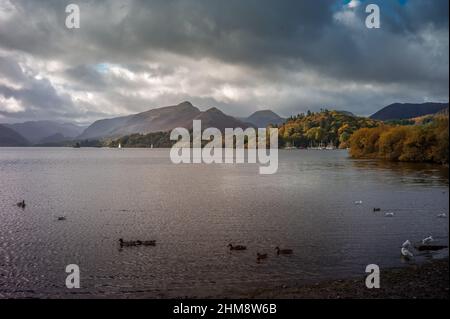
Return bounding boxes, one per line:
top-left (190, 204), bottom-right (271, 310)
top-left (0, 95), bottom-right (24, 113)
top-left (347, 0), bottom-right (361, 9)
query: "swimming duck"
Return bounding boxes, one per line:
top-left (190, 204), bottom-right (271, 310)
top-left (119, 238), bottom-right (139, 247)
top-left (141, 240), bottom-right (156, 246)
top-left (257, 253), bottom-right (268, 262)
top-left (373, 208), bottom-right (381, 212)
top-left (228, 244), bottom-right (247, 251)
top-left (275, 247), bottom-right (293, 255)
top-left (354, 200), bottom-right (363, 205)
top-left (16, 200), bottom-right (26, 209)
top-left (57, 216), bottom-right (67, 221)
top-left (437, 213), bottom-right (447, 218)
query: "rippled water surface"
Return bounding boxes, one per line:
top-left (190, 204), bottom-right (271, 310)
top-left (0, 148), bottom-right (448, 298)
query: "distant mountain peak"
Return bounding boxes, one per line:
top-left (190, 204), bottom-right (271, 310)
top-left (244, 109), bottom-right (285, 127)
top-left (177, 101), bottom-right (194, 108)
top-left (204, 107), bottom-right (222, 114)
top-left (252, 110), bottom-right (278, 116)
top-left (0, 124), bottom-right (30, 146)
top-left (2, 120), bottom-right (85, 144)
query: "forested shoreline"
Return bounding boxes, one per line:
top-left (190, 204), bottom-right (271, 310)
top-left (349, 117), bottom-right (449, 164)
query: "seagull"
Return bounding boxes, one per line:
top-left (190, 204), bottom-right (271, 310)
top-left (422, 236), bottom-right (434, 244)
top-left (385, 212), bottom-right (395, 217)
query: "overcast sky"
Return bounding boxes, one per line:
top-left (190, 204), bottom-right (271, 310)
top-left (0, 0), bottom-right (448, 124)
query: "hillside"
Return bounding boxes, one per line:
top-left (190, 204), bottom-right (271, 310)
top-left (279, 110), bottom-right (379, 148)
top-left (0, 124), bottom-right (29, 146)
top-left (4, 121), bottom-right (85, 144)
top-left (349, 116), bottom-right (449, 164)
top-left (78, 102), bottom-right (202, 139)
top-left (243, 110), bottom-right (285, 128)
top-left (188, 107), bottom-right (252, 131)
top-left (370, 102), bottom-right (448, 121)
top-left (107, 107), bottom-right (253, 148)
top-left (79, 102), bottom-right (252, 140)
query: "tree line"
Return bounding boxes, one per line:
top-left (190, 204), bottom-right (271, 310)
top-left (349, 116), bottom-right (449, 164)
top-left (278, 110), bottom-right (379, 148)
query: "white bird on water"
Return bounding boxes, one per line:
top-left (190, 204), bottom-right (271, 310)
top-left (437, 213), bottom-right (447, 218)
top-left (401, 240), bottom-right (414, 258)
top-left (354, 200), bottom-right (363, 205)
top-left (385, 212), bottom-right (395, 217)
top-left (422, 236), bottom-right (434, 244)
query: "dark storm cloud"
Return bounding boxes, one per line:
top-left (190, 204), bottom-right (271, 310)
top-left (0, 0), bottom-right (448, 123)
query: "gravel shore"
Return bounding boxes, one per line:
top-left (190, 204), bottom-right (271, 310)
top-left (244, 258), bottom-right (449, 299)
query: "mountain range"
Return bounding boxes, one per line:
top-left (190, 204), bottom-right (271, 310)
top-left (370, 102), bottom-right (448, 121)
top-left (2, 121), bottom-right (85, 144)
top-left (0, 124), bottom-right (30, 146)
top-left (240, 110), bottom-right (285, 128)
top-left (1, 101), bottom-right (448, 146)
top-left (78, 102), bottom-right (253, 140)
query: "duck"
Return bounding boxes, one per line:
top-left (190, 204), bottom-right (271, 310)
top-left (385, 212), bottom-right (395, 217)
top-left (119, 238), bottom-right (139, 247)
top-left (373, 208), bottom-right (381, 212)
top-left (141, 240), bottom-right (156, 246)
top-left (256, 253), bottom-right (268, 262)
top-left (16, 200), bottom-right (26, 209)
top-left (275, 247), bottom-right (293, 255)
top-left (422, 236), bottom-right (434, 244)
top-left (57, 216), bottom-right (67, 221)
top-left (354, 200), bottom-right (363, 205)
top-left (228, 244), bottom-right (247, 251)
top-left (437, 213), bottom-right (447, 218)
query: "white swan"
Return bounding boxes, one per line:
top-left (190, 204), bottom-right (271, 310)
top-left (422, 236), bottom-right (434, 244)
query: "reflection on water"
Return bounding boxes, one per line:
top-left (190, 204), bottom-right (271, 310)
top-left (0, 148), bottom-right (448, 298)
top-left (351, 158), bottom-right (449, 187)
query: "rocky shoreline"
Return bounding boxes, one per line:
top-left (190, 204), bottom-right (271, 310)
top-left (243, 258), bottom-right (449, 299)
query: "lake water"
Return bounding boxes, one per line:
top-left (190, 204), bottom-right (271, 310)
top-left (0, 148), bottom-right (448, 298)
